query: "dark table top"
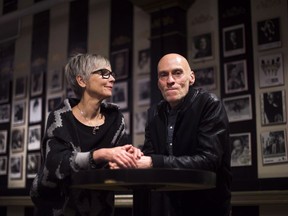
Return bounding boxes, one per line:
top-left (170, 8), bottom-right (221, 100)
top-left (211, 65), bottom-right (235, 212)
top-left (71, 168), bottom-right (216, 192)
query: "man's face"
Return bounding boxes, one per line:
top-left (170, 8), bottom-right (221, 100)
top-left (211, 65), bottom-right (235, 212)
top-left (157, 54), bottom-right (194, 108)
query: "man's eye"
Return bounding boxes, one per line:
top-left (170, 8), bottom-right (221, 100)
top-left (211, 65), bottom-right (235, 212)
top-left (159, 73), bottom-right (168, 77)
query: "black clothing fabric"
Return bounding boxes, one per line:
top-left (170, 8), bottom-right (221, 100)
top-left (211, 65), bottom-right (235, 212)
top-left (30, 98), bottom-right (127, 216)
top-left (142, 87), bottom-right (232, 216)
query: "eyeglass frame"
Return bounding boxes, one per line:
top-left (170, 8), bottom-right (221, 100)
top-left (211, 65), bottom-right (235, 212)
top-left (91, 69), bottom-right (116, 79)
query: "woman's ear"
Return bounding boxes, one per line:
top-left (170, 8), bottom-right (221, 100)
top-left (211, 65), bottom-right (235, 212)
top-left (76, 75), bottom-right (86, 88)
top-left (189, 71), bottom-right (195, 86)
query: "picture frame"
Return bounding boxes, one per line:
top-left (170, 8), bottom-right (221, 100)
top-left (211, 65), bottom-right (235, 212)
top-left (137, 77), bottom-right (150, 106)
top-left (28, 124), bottom-right (41, 151)
top-left (10, 127), bottom-right (25, 153)
top-left (0, 104), bottom-right (10, 123)
top-left (223, 24), bottom-right (245, 57)
top-left (0, 81), bottom-right (10, 104)
top-left (257, 17), bottom-right (281, 50)
top-left (260, 90), bottom-right (286, 126)
top-left (230, 133), bottom-right (252, 167)
top-left (12, 99), bottom-right (26, 125)
top-left (9, 154), bottom-right (23, 179)
top-left (134, 111), bottom-right (147, 134)
top-left (122, 111), bottom-right (130, 135)
top-left (111, 81), bottom-right (128, 110)
top-left (47, 67), bottom-right (63, 93)
top-left (258, 53), bottom-right (284, 88)
top-left (0, 130), bottom-right (8, 154)
top-left (30, 71), bottom-right (44, 97)
top-left (29, 97), bottom-right (42, 123)
top-left (14, 76), bottom-right (27, 99)
top-left (46, 92), bottom-right (64, 118)
top-left (137, 48), bottom-right (150, 74)
top-left (223, 94), bottom-right (253, 122)
top-left (111, 49), bottom-right (129, 80)
top-left (27, 152), bottom-right (41, 178)
top-left (260, 129), bottom-right (287, 165)
top-left (224, 60), bottom-right (248, 94)
top-left (194, 66), bottom-right (216, 91)
top-left (192, 32), bottom-right (213, 62)
top-left (0, 156), bottom-right (8, 175)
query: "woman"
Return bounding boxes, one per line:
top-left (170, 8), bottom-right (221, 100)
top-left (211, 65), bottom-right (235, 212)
top-left (30, 53), bottom-right (141, 216)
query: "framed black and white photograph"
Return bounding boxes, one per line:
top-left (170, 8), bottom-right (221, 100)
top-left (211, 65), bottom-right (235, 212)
top-left (223, 24), bottom-right (245, 57)
top-left (10, 127), bottom-right (25, 153)
top-left (0, 156), bottom-right (8, 175)
top-left (230, 133), bottom-right (252, 167)
top-left (29, 97), bottom-right (42, 123)
top-left (0, 81), bottom-right (10, 104)
top-left (224, 60), bottom-right (248, 94)
top-left (0, 130), bottom-right (8, 154)
top-left (134, 111), bottom-right (147, 134)
top-left (194, 66), bottom-right (216, 91)
top-left (0, 104), bottom-right (10, 123)
top-left (137, 48), bottom-right (150, 74)
top-left (223, 95), bottom-right (252, 122)
top-left (260, 90), bottom-right (286, 125)
top-left (122, 111), bottom-right (130, 135)
top-left (14, 76), bottom-right (27, 99)
top-left (9, 155), bottom-right (23, 179)
top-left (258, 53), bottom-right (284, 88)
top-left (192, 32), bottom-right (213, 62)
top-left (47, 68), bottom-right (63, 93)
top-left (137, 77), bottom-right (150, 106)
top-left (27, 152), bottom-right (41, 178)
top-left (47, 93), bottom-right (63, 114)
top-left (257, 17), bottom-right (281, 50)
top-left (111, 81), bottom-right (128, 110)
top-left (28, 124), bottom-right (41, 151)
top-left (30, 71), bottom-right (44, 97)
top-left (111, 49), bottom-right (129, 80)
top-left (12, 99), bottom-right (26, 125)
top-left (261, 129), bottom-right (287, 165)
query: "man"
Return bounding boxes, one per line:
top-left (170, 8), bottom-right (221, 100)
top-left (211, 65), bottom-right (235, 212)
top-left (136, 53), bottom-right (232, 216)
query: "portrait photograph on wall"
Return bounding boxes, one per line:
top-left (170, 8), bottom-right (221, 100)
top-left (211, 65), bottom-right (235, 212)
top-left (134, 111), bottom-right (147, 134)
top-left (111, 81), bottom-right (128, 110)
top-left (230, 133), bottom-right (252, 167)
top-left (258, 53), bottom-right (284, 88)
top-left (261, 129), bottom-right (287, 165)
top-left (137, 48), bottom-right (150, 74)
top-left (0, 130), bottom-right (8, 154)
top-left (12, 99), bottom-right (26, 126)
top-left (46, 93), bottom-right (63, 116)
top-left (192, 32), bottom-right (213, 62)
top-left (223, 94), bottom-right (252, 122)
top-left (0, 104), bottom-right (10, 123)
top-left (224, 60), bottom-right (248, 94)
top-left (137, 77), bottom-right (150, 106)
top-left (111, 49), bottom-right (129, 80)
top-left (257, 17), bottom-right (281, 50)
top-left (14, 76), bottom-right (27, 99)
top-left (260, 90), bottom-right (286, 125)
top-left (9, 155), bottom-right (23, 180)
top-left (29, 97), bottom-right (42, 123)
top-left (0, 81), bottom-right (10, 104)
top-left (47, 68), bottom-right (63, 93)
top-left (194, 66), bottom-right (216, 91)
top-left (28, 124), bottom-right (41, 151)
top-left (30, 71), bottom-right (44, 97)
top-left (0, 156), bottom-right (7, 175)
top-left (10, 127), bottom-right (25, 153)
top-left (27, 152), bottom-right (41, 179)
top-left (223, 24), bottom-right (245, 57)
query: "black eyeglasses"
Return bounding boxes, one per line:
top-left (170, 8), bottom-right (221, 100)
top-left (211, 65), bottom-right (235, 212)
top-left (91, 69), bottom-right (116, 79)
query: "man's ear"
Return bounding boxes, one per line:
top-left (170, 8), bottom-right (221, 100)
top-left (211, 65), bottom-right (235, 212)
top-left (76, 75), bottom-right (86, 88)
top-left (189, 71), bottom-right (195, 86)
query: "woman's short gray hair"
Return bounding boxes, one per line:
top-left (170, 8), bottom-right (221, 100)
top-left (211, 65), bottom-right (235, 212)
top-left (64, 53), bottom-right (111, 98)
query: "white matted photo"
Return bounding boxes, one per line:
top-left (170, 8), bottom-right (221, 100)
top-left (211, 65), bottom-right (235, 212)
top-left (10, 127), bottom-right (25, 153)
top-left (194, 66), bottom-right (216, 91)
top-left (14, 76), bottom-right (27, 99)
top-left (192, 32), bottom-right (213, 62)
top-left (134, 111), bottom-right (147, 134)
top-left (30, 71), bottom-right (44, 97)
top-left (111, 49), bottom-right (129, 80)
top-left (47, 68), bottom-right (63, 93)
top-left (260, 90), bottom-right (286, 126)
top-left (258, 53), bottom-right (284, 88)
top-left (27, 152), bottom-right (41, 178)
top-left (261, 129), bottom-right (287, 165)
top-left (0, 130), bottom-right (8, 154)
top-left (257, 17), bottom-right (281, 50)
top-left (137, 77), bottom-right (150, 106)
top-left (0, 104), bottom-right (10, 123)
top-left (29, 97), bottom-right (42, 123)
top-left (223, 95), bottom-right (252, 122)
top-left (122, 111), bottom-right (130, 135)
top-left (28, 124), bottom-right (41, 151)
top-left (224, 60), bottom-right (248, 94)
top-left (223, 24), bottom-right (245, 57)
top-left (112, 81), bottom-right (128, 109)
top-left (9, 154), bottom-right (23, 179)
top-left (137, 48), bottom-right (150, 74)
top-left (47, 93), bottom-right (63, 114)
top-left (12, 99), bottom-right (26, 125)
top-left (230, 133), bottom-right (252, 167)
top-left (0, 156), bottom-right (8, 175)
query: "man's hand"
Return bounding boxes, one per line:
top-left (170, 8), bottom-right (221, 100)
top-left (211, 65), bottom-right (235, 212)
top-left (136, 156), bottom-right (153, 169)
